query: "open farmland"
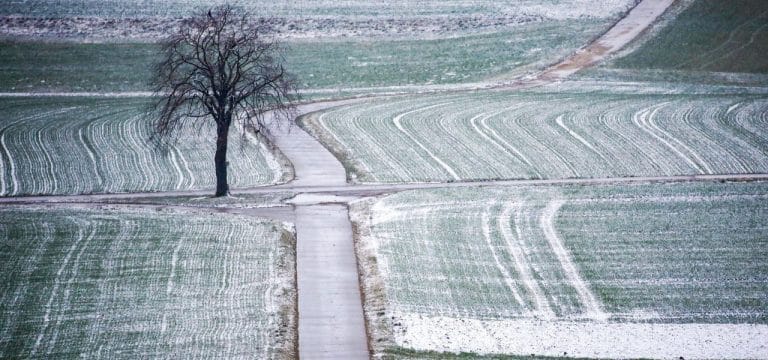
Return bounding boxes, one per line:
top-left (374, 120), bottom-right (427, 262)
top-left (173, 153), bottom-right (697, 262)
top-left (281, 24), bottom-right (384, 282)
top-left (304, 90), bottom-right (768, 183)
top-left (0, 97), bottom-right (287, 196)
top-left (0, 206), bottom-right (296, 358)
top-left (0, 0), bottom-right (635, 93)
top-left (578, 0), bottom-right (768, 86)
top-left (351, 182), bottom-right (768, 358)
top-left (0, 0), bottom-right (633, 18)
top-left (0, 20), bottom-right (610, 93)
top-left (610, 0), bottom-right (768, 74)
top-left (0, 0), bottom-right (633, 40)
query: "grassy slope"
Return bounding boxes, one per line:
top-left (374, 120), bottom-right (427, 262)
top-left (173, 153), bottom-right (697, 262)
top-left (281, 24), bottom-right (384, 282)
top-left (578, 0), bottom-right (768, 86)
top-left (610, 0), bottom-right (768, 73)
top-left (0, 207), bottom-right (296, 358)
top-left (0, 19), bottom-right (608, 93)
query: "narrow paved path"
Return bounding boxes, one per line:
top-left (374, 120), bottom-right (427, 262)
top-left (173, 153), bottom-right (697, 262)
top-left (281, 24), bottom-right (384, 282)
top-left (268, 99), bottom-right (365, 188)
top-left (294, 205), bottom-right (369, 359)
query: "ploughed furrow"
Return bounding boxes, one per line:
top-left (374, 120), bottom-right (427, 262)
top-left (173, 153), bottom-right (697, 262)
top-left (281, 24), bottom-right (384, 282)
top-left (0, 206), bottom-right (295, 358)
top-left (352, 181), bottom-right (768, 358)
top-left (310, 91), bottom-right (768, 183)
top-left (0, 97), bottom-right (284, 196)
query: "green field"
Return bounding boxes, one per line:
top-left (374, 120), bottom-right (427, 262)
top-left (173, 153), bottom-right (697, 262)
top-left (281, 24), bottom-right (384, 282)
top-left (0, 18), bottom-right (610, 93)
top-left (0, 97), bottom-right (287, 196)
top-left (304, 90), bottom-right (768, 183)
top-left (576, 0), bottom-right (768, 86)
top-left (0, 206), bottom-right (296, 358)
top-left (611, 0), bottom-right (768, 74)
top-left (352, 182), bottom-right (768, 357)
top-left (0, 0), bottom-right (631, 21)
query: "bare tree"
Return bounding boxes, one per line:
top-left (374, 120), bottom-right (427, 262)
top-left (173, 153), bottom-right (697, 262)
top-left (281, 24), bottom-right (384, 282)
top-left (151, 5), bottom-right (297, 197)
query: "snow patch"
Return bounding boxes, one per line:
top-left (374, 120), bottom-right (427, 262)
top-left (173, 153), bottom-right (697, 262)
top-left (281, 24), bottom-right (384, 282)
top-left (395, 312), bottom-right (768, 359)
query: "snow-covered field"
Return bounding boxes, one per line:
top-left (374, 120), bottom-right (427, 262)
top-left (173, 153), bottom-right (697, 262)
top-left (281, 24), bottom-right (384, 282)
top-left (0, 0), bottom-right (634, 40)
top-left (0, 206), bottom-right (296, 358)
top-left (304, 89), bottom-right (768, 183)
top-left (351, 182), bottom-right (768, 358)
top-left (0, 97), bottom-right (289, 196)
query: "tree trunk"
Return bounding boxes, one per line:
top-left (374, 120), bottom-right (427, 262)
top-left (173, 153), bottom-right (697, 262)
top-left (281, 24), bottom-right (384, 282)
top-left (214, 121), bottom-right (229, 197)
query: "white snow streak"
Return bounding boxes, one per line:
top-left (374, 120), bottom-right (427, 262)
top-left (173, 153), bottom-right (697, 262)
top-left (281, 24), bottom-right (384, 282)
top-left (480, 202), bottom-right (527, 311)
top-left (78, 127), bottom-right (103, 187)
top-left (392, 103), bottom-right (460, 180)
top-left (47, 224), bottom-right (97, 355)
top-left (168, 147), bottom-right (185, 190)
top-left (540, 199), bottom-right (607, 321)
top-left (633, 103), bottom-right (710, 174)
top-left (555, 114), bottom-right (608, 162)
top-left (1, 131), bottom-right (18, 196)
top-left (499, 202), bottom-right (555, 319)
top-left (31, 223), bottom-right (87, 357)
top-left (727, 102), bottom-right (742, 115)
top-left (176, 147), bottom-right (195, 189)
top-left (478, 112), bottom-right (542, 178)
top-left (164, 233), bottom-right (185, 335)
top-left (646, 105), bottom-right (713, 174)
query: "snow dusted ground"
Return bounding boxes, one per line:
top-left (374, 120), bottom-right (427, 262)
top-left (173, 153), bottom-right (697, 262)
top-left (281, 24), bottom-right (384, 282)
top-left (351, 182), bottom-right (768, 358)
top-left (0, 206), bottom-right (296, 358)
top-left (0, 0), bottom-right (636, 41)
top-left (305, 88), bottom-right (768, 183)
top-left (0, 97), bottom-right (290, 196)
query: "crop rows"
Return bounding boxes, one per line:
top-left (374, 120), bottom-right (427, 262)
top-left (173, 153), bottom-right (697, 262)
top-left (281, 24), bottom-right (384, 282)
top-left (307, 91), bottom-right (768, 183)
top-left (352, 182), bottom-right (768, 357)
top-left (0, 97), bottom-right (285, 196)
top-left (0, 207), bottom-right (295, 358)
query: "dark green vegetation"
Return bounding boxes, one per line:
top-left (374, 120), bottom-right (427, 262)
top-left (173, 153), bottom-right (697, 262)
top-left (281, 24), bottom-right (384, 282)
top-left (0, 42), bottom-right (156, 92)
top-left (611, 0), bottom-right (768, 73)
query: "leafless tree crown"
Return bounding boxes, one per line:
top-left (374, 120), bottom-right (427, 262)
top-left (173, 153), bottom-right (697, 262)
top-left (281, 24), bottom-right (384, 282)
top-left (151, 5), bottom-right (297, 141)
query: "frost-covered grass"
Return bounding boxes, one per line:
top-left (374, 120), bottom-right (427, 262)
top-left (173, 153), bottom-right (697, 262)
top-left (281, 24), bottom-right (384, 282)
top-left (0, 0), bottom-right (632, 21)
top-left (0, 206), bottom-right (296, 358)
top-left (304, 90), bottom-right (768, 183)
top-left (1, 18), bottom-right (610, 92)
top-left (0, 97), bottom-right (287, 196)
top-left (351, 182), bottom-right (768, 358)
top-left (288, 20), bottom-right (611, 89)
top-left (0, 0), bottom-right (631, 92)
